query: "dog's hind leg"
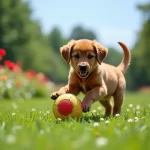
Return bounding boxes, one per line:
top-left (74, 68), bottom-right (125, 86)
top-left (99, 96), bottom-right (112, 116)
top-left (113, 77), bottom-right (126, 116)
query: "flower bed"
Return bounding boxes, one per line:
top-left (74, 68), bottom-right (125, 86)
top-left (0, 49), bottom-right (54, 99)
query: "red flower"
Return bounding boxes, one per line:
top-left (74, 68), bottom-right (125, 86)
top-left (0, 65), bottom-right (3, 70)
top-left (25, 70), bottom-right (36, 79)
top-left (0, 49), bottom-right (6, 56)
top-left (0, 49), bottom-right (6, 61)
top-left (4, 60), bottom-right (15, 71)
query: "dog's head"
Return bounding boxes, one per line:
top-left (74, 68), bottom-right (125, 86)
top-left (60, 39), bottom-right (108, 78)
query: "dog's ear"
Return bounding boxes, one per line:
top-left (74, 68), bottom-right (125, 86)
top-left (92, 40), bottom-right (108, 65)
top-left (60, 40), bottom-right (76, 64)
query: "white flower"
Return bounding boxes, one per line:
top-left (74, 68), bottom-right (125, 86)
top-left (57, 118), bottom-right (62, 121)
top-left (6, 134), bottom-right (16, 144)
top-left (97, 106), bottom-right (102, 110)
top-left (136, 105), bottom-right (140, 110)
top-left (46, 111), bottom-right (50, 114)
top-left (129, 104), bottom-right (133, 108)
top-left (6, 83), bottom-right (12, 89)
top-left (12, 125), bottom-right (22, 132)
top-left (126, 109), bottom-right (130, 112)
top-left (93, 122), bottom-right (99, 127)
top-left (12, 103), bottom-right (18, 109)
top-left (31, 108), bottom-right (36, 112)
top-left (134, 117), bottom-right (139, 122)
top-left (39, 111), bottom-right (42, 114)
top-left (100, 118), bottom-right (104, 121)
top-left (95, 137), bottom-right (108, 147)
top-left (105, 120), bottom-right (110, 124)
top-left (127, 118), bottom-right (133, 123)
top-left (12, 113), bottom-right (16, 116)
top-left (92, 110), bottom-right (96, 113)
top-left (115, 114), bottom-right (120, 117)
top-left (40, 130), bottom-right (44, 135)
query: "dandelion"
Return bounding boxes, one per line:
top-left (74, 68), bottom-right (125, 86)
top-left (95, 137), bottom-right (108, 147)
top-left (31, 108), bottom-right (36, 112)
top-left (127, 118), bottom-right (133, 123)
top-left (100, 118), bottom-right (104, 121)
top-left (93, 122), bottom-right (99, 127)
top-left (115, 114), bottom-right (120, 117)
top-left (105, 120), bottom-right (110, 124)
top-left (136, 105), bottom-right (140, 110)
top-left (12, 113), bottom-right (16, 116)
top-left (129, 104), bottom-right (133, 108)
top-left (6, 134), bottom-right (16, 144)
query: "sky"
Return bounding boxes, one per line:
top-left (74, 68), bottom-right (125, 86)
top-left (29, 0), bottom-right (148, 49)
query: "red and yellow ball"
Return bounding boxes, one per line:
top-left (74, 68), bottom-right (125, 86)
top-left (53, 94), bottom-right (82, 119)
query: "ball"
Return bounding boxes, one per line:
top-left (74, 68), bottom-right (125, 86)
top-left (53, 93), bottom-right (82, 119)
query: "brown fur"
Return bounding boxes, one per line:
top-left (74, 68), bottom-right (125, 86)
top-left (51, 39), bottom-right (131, 116)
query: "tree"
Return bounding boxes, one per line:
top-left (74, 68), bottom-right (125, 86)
top-left (126, 2), bottom-right (150, 90)
top-left (69, 25), bottom-right (97, 40)
top-left (48, 27), bottom-right (66, 53)
top-left (0, 0), bottom-right (53, 78)
top-left (104, 47), bottom-right (122, 66)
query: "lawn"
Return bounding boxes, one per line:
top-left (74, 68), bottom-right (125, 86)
top-left (0, 92), bottom-right (150, 150)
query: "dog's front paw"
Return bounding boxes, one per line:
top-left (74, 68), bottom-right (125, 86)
top-left (82, 103), bottom-right (91, 112)
top-left (50, 92), bottom-right (60, 100)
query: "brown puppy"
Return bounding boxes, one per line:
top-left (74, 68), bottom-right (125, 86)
top-left (51, 39), bottom-right (131, 116)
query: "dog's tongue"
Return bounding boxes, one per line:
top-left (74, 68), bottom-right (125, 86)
top-left (80, 72), bottom-right (87, 77)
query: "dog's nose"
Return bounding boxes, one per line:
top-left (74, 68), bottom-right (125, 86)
top-left (79, 65), bottom-right (87, 72)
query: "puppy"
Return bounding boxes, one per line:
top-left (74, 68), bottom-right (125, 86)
top-left (51, 39), bottom-right (131, 116)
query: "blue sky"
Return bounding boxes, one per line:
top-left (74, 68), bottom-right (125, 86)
top-left (29, 0), bottom-right (147, 49)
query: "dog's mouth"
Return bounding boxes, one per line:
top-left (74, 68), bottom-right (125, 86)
top-left (78, 71), bottom-right (89, 78)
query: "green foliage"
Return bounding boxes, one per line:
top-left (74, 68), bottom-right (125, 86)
top-left (48, 27), bottom-right (65, 53)
top-left (0, 93), bottom-right (150, 149)
top-left (104, 47), bottom-right (122, 66)
top-left (127, 3), bottom-right (150, 90)
top-left (69, 25), bottom-right (97, 40)
top-left (0, 68), bottom-right (52, 99)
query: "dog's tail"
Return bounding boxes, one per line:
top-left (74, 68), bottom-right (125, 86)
top-left (117, 42), bottom-right (131, 74)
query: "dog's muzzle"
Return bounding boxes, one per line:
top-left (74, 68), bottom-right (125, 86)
top-left (78, 65), bottom-right (89, 78)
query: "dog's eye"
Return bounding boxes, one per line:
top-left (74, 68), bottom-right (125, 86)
top-left (74, 54), bottom-right (80, 59)
top-left (88, 55), bottom-right (93, 59)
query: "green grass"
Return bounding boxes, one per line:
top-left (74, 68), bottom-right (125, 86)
top-left (0, 92), bottom-right (150, 150)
